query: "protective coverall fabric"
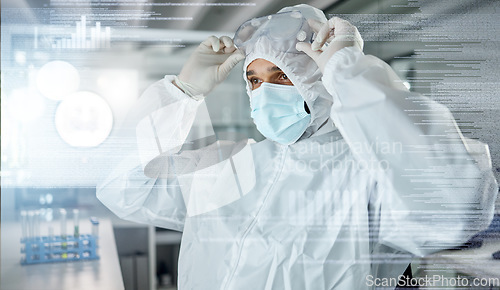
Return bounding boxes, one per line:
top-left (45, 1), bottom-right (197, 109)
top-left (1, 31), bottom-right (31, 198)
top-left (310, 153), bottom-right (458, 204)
top-left (97, 5), bottom-right (498, 290)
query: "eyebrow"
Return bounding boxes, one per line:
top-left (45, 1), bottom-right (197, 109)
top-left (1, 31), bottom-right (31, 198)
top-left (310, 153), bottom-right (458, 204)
top-left (246, 66), bottom-right (282, 77)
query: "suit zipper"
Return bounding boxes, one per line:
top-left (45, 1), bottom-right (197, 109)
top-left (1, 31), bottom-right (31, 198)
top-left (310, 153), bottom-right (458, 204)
top-left (221, 145), bottom-right (289, 290)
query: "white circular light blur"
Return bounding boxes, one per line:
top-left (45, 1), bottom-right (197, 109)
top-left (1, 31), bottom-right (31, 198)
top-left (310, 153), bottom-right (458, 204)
top-left (15, 51), bottom-right (27, 65)
top-left (55, 91), bottom-right (113, 147)
top-left (36, 61), bottom-right (80, 100)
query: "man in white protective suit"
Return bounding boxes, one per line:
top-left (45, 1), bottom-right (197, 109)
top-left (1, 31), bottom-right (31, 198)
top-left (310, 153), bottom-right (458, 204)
top-left (97, 4), bottom-right (498, 290)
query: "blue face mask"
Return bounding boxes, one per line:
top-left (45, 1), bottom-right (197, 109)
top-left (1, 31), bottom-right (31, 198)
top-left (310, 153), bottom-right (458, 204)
top-left (250, 82), bottom-right (311, 145)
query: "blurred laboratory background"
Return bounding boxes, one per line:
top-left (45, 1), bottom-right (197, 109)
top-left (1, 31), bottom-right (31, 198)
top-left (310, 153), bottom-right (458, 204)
top-left (2, 0), bottom-right (499, 289)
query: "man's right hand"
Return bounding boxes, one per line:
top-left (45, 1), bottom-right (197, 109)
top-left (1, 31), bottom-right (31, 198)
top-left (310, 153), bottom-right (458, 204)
top-left (175, 36), bottom-right (245, 98)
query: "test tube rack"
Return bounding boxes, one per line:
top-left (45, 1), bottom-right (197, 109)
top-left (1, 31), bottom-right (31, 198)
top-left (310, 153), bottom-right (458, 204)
top-left (21, 234), bottom-right (99, 265)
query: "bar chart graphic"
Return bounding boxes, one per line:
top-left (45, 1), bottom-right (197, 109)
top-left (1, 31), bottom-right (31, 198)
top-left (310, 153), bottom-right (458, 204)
top-left (40, 16), bottom-right (111, 50)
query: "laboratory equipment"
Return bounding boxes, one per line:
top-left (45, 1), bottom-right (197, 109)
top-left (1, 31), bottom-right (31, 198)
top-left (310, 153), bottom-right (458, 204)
top-left (90, 216), bottom-right (99, 247)
top-left (27, 211), bottom-right (35, 240)
top-left (73, 209), bottom-right (80, 255)
top-left (20, 210), bottom-right (100, 265)
top-left (73, 209), bottom-right (80, 238)
top-left (60, 208), bottom-right (67, 255)
top-left (34, 210), bottom-right (41, 238)
top-left (21, 211), bottom-right (28, 240)
top-left (60, 208), bottom-right (67, 239)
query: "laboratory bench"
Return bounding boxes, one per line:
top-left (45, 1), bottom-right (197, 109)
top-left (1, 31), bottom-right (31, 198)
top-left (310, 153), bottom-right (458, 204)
top-left (1, 210), bottom-right (182, 290)
top-left (1, 187), bottom-right (182, 290)
top-left (1, 218), bottom-right (124, 290)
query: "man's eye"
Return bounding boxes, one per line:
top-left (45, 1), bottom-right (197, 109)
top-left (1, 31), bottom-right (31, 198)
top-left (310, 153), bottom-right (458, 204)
top-left (280, 73), bottom-right (288, 80)
top-left (250, 78), bottom-right (260, 84)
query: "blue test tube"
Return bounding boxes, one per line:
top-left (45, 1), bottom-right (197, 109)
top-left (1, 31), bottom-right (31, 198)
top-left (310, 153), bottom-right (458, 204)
top-left (60, 209), bottom-right (67, 255)
top-left (48, 225), bottom-right (54, 256)
top-left (27, 211), bottom-right (35, 240)
top-left (34, 210), bottom-right (40, 239)
top-left (20, 211), bottom-right (28, 240)
top-left (73, 209), bottom-right (80, 238)
top-left (90, 217), bottom-right (99, 247)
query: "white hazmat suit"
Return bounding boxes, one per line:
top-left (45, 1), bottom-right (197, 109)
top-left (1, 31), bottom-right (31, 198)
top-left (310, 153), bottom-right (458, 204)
top-left (97, 4), bottom-right (498, 290)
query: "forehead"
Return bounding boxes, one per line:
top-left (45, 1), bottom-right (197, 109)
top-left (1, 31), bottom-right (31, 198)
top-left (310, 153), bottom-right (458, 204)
top-left (246, 58), bottom-right (282, 75)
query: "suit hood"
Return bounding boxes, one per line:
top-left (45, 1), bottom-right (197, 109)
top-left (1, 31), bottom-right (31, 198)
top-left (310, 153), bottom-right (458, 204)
top-left (241, 4), bottom-right (334, 141)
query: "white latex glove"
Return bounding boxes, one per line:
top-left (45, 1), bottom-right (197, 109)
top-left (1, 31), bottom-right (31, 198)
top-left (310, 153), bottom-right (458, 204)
top-left (175, 36), bottom-right (245, 99)
top-left (296, 17), bottom-right (363, 73)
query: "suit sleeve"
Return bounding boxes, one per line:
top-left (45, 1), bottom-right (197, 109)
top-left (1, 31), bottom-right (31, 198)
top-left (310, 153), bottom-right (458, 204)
top-left (322, 46), bottom-right (498, 256)
top-left (96, 75), bottom-right (204, 231)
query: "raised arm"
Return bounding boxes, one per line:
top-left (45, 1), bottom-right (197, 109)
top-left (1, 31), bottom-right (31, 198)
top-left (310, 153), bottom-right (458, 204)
top-left (96, 37), bottom-right (250, 230)
top-left (298, 17), bottom-right (498, 256)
